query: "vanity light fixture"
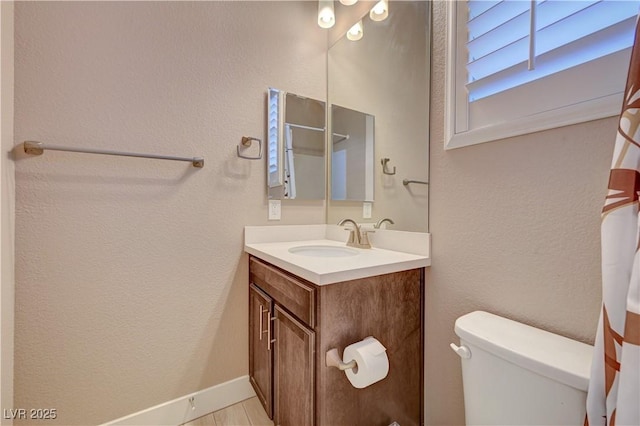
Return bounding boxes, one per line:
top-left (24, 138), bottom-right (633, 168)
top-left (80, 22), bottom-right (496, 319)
top-left (369, 0), bottom-right (389, 22)
top-left (339, 0), bottom-right (358, 5)
top-left (318, 0), bottom-right (336, 29)
top-left (347, 20), bottom-right (363, 41)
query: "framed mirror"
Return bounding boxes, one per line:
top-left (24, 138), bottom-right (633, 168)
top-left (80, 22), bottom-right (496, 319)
top-left (267, 88), bottom-right (326, 200)
top-left (327, 1), bottom-right (430, 231)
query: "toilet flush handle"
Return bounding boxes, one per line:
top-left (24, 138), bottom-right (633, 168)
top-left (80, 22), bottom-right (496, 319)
top-left (450, 343), bottom-right (471, 359)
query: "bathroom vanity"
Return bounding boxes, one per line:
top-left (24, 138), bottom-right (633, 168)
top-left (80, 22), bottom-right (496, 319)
top-left (245, 226), bottom-right (430, 426)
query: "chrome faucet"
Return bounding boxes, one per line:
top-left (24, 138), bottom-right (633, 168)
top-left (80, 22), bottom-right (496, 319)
top-left (374, 218), bottom-right (395, 229)
top-left (337, 218), bottom-right (373, 249)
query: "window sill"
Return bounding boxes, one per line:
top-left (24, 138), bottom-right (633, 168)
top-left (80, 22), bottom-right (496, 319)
top-left (444, 92), bottom-right (622, 150)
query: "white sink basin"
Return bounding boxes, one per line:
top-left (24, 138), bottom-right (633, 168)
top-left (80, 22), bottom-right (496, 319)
top-left (288, 245), bottom-right (359, 258)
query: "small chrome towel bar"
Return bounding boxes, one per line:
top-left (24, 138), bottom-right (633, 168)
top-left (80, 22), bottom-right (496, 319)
top-left (23, 141), bottom-right (204, 168)
top-left (285, 123), bottom-right (350, 142)
top-left (286, 123), bottom-right (325, 132)
top-left (403, 179), bottom-right (428, 186)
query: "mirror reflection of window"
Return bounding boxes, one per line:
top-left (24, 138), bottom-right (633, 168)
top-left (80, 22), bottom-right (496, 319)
top-left (267, 88), bottom-right (326, 200)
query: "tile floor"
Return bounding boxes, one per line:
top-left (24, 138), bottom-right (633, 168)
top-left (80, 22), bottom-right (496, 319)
top-left (182, 397), bottom-right (273, 426)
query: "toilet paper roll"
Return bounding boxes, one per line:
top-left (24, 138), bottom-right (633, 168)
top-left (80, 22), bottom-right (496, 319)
top-left (343, 336), bottom-right (389, 389)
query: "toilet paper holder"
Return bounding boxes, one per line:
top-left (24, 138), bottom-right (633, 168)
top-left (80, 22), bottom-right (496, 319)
top-left (326, 348), bottom-right (357, 371)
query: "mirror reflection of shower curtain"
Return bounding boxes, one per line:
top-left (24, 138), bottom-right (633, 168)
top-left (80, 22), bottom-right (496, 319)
top-left (284, 124), bottom-right (296, 199)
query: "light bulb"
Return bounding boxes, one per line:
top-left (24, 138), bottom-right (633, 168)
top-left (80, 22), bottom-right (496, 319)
top-left (318, 0), bottom-right (335, 29)
top-left (369, 0), bottom-right (388, 21)
top-left (339, 0), bottom-right (358, 5)
top-left (347, 20), bottom-right (363, 41)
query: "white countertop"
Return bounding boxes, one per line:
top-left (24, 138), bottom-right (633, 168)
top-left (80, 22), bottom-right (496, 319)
top-left (244, 225), bottom-right (430, 285)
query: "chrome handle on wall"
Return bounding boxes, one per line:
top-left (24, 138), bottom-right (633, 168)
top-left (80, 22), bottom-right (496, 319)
top-left (381, 158), bottom-right (396, 175)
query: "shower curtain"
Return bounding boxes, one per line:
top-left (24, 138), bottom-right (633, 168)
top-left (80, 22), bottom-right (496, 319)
top-left (585, 18), bottom-right (640, 426)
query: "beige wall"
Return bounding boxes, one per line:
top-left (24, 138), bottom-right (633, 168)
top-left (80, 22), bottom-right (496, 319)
top-left (11, 2), bottom-right (614, 425)
top-left (425, 2), bottom-right (610, 424)
top-left (13, 2), bottom-right (325, 424)
top-left (1, 2), bottom-right (15, 423)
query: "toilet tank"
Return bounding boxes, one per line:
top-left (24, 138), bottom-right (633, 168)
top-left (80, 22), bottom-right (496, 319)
top-left (453, 311), bottom-right (593, 426)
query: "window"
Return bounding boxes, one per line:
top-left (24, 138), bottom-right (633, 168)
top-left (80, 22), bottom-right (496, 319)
top-left (445, 0), bottom-right (640, 150)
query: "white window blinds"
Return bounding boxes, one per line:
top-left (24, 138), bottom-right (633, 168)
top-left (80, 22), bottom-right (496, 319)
top-left (467, 0), bottom-right (639, 101)
top-left (267, 88), bottom-right (284, 187)
top-left (445, 0), bottom-right (640, 149)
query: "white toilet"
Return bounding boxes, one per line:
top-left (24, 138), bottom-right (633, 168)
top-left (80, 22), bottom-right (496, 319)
top-left (452, 311), bottom-right (593, 425)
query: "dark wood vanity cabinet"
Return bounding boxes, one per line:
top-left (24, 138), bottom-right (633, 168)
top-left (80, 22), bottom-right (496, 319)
top-left (248, 255), bottom-right (424, 426)
top-left (273, 305), bottom-right (315, 425)
top-left (248, 283), bottom-right (274, 418)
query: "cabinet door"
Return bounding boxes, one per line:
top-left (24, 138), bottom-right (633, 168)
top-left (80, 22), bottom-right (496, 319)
top-left (274, 305), bottom-right (315, 426)
top-left (249, 284), bottom-right (274, 418)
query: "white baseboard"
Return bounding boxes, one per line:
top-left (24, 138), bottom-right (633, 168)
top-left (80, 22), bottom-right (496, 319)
top-left (103, 375), bottom-right (256, 426)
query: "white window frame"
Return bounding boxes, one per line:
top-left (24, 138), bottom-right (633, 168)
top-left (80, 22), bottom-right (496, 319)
top-left (445, 1), bottom-right (631, 150)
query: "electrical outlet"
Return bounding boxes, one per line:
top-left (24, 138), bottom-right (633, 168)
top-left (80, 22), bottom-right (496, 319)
top-left (268, 200), bottom-right (281, 220)
top-left (363, 202), bottom-right (372, 219)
